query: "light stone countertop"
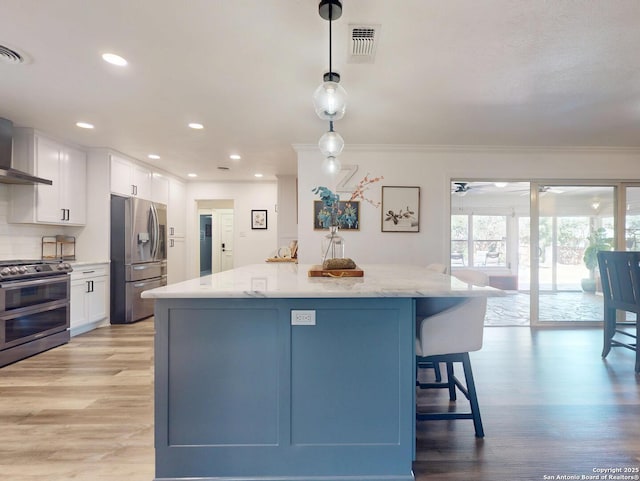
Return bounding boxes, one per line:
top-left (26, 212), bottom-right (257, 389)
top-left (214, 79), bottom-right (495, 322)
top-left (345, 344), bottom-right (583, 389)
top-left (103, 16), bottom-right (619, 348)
top-left (69, 260), bottom-right (110, 266)
top-left (142, 263), bottom-right (504, 299)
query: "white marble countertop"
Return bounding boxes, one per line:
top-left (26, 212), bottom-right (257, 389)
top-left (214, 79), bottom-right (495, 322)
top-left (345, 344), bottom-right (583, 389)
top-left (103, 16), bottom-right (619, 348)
top-left (142, 263), bottom-right (504, 299)
top-left (69, 260), bottom-right (110, 266)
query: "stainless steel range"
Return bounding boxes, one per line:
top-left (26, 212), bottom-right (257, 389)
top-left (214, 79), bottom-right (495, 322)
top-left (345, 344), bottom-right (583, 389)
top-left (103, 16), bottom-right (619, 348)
top-left (0, 260), bottom-right (73, 367)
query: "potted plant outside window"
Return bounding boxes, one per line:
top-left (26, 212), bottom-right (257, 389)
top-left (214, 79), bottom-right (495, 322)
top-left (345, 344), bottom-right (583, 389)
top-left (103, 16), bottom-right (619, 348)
top-left (581, 227), bottom-right (612, 292)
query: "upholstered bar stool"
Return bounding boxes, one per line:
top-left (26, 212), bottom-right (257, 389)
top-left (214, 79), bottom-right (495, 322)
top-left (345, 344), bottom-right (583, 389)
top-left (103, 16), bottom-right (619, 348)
top-left (415, 271), bottom-right (488, 437)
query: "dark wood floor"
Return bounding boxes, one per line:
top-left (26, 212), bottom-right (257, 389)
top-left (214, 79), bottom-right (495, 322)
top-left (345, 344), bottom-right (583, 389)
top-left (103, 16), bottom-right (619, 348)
top-left (0, 321), bottom-right (638, 480)
top-left (415, 327), bottom-right (640, 480)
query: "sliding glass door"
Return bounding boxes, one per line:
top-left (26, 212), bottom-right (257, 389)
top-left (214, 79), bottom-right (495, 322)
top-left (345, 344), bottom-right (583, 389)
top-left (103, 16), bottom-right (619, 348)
top-left (450, 180), bottom-right (636, 326)
top-left (533, 184), bottom-right (615, 325)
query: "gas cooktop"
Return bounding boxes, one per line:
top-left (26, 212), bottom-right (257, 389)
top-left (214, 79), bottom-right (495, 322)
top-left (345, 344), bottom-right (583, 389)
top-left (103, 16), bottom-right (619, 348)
top-left (0, 259), bottom-right (73, 281)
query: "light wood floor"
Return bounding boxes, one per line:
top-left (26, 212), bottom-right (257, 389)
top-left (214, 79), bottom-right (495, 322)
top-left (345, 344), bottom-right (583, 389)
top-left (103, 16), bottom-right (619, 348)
top-left (1, 321), bottom-right (638, 481)
top-left (0, 320), bottom-right (154, 481)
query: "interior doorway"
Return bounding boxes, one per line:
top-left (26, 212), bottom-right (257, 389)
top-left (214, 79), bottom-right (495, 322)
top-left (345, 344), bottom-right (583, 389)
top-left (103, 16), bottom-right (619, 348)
top-left (196, 200), bottom-right (234, 275)
top-left (199, 213), bottom-right (212, 276)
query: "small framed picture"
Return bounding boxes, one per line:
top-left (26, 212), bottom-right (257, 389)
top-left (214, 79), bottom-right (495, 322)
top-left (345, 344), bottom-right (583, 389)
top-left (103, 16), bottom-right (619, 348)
top-left (251, 209), bottom-right (268, 230)
top-left (381, 186), bottom-right (420, 232)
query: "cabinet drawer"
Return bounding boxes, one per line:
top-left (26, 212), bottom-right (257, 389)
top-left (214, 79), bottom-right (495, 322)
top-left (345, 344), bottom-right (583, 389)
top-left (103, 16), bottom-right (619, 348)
top-left (70, 264), bottom-right (108, 280)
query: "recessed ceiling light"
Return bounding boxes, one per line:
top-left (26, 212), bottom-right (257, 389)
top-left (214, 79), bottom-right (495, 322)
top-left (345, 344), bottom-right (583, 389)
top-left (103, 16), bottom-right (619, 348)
top-left (188, 122), bottom-right (204, 130)
top-left (494, 182), bottom-right (508, 188)
top-left (187, 173), bottom-right (198, 178)
top-left (102, 53), bottom-right (128, 66)
top-left (229, 154), bottom-right (241, 160)
top-left (148, 154), bottom-right (160, 160)
top-left (76, 122), bottom-right (94, 129)
top-left (254, 173), bottom-right (263, 178)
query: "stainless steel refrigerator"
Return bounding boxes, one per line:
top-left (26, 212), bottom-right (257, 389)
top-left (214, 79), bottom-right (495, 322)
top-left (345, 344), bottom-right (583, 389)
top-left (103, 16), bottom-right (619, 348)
top-left (110, 195), bottom-right (167, 324)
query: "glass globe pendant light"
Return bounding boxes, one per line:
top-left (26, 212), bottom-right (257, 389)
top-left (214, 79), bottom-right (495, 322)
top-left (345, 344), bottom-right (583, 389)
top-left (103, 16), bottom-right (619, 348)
top-left (318, 121), bottom-right (344, 157)
top-left (321, 156), bottom-right (342, 175)
top-left (313, 76), bottom-right (347, 121)
top-left (312, 0), bottom-right (347, 121)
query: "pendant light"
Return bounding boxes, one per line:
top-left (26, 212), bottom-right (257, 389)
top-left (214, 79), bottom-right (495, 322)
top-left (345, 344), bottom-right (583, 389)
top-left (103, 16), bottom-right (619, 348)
top-left (318, 121), bottom-right (344, 157)
top-left (312, 0), bottom-right (347, 120)
top-left (313, 0), bottom-right (346, 174)
top-left (321, 156), bottom-right (342, 175)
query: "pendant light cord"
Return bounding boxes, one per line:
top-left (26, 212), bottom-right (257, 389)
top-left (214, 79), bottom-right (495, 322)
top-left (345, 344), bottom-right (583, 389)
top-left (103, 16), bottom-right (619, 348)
top-left (328, 2), bottom-right (333, 76)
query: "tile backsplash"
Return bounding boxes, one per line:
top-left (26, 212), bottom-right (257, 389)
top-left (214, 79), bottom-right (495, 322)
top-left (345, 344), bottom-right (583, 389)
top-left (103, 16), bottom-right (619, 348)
top-left (0, 185), bottom-right (79, 260)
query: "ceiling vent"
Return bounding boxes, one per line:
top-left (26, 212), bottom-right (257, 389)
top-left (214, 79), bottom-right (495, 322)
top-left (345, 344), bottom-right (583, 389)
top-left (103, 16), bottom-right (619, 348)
top-left (0, 45), bottom-right (25, 64)
top-left (348, 24), bottom-right (380, 63)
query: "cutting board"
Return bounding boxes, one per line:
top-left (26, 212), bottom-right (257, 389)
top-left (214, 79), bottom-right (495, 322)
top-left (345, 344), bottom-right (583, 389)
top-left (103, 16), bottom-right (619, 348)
top-left (308, 265), bottom-right (364, 277)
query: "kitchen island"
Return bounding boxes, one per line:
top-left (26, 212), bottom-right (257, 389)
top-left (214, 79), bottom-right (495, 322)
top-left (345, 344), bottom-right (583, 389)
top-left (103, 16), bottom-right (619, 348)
top-left (142, 263), bottom-right (501, 481)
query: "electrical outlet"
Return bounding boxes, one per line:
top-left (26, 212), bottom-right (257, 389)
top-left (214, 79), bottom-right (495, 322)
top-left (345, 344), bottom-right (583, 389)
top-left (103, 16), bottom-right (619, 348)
top-left (291, 310), bottom-right (316, 326)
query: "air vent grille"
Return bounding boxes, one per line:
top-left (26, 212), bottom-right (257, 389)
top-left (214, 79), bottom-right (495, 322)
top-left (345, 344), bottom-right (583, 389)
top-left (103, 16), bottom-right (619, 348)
top-left (348, 24), bottom-right (380, 63)
top-left (0, 45), bottom-right (25, 64)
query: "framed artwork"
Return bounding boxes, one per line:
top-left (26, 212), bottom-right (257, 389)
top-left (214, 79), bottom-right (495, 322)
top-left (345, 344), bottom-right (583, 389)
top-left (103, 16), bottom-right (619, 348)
top-left (251, 209), bottom-right (268, 229)
top-left (381, 186), bottom-right (420, 232)
top-left (313, 200), bottom-right (360, 230)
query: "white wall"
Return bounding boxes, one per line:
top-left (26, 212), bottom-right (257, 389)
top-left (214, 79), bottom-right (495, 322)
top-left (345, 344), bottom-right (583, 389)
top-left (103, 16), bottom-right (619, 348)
top-left (186, 181), bottom-right (278, 277)
top-left (296, 145), bottom-right (640, 266)
top-left (276, 175), bottom-right (298, 248)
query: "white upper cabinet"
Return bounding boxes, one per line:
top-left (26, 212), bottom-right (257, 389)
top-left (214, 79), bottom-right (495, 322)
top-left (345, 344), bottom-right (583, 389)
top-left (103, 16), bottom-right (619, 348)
top-left (168, 177), bottom-right (186, 237)
top-left (9, 129), bottom-right (87, 225)
top-left (110, 154), bottom-right (152, 199)
top-left (151, 174), bottom-right (169, 205)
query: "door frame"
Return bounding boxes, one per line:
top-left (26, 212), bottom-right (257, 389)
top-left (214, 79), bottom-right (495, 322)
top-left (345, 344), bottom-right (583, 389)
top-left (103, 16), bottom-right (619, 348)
top-left (195, 199), bottom-right (235, 276)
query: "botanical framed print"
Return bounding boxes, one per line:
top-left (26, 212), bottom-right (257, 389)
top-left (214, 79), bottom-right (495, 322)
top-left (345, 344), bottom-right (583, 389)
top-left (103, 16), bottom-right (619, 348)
top-left (381, 186), bottom-right (420, 232)
top-left (313, 200), bottom-right (360, 230)
top-left (251, 209), bottom-right (268, 229)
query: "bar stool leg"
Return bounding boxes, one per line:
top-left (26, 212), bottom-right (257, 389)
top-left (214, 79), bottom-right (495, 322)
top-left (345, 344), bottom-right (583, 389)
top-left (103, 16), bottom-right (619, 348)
top-left (461, 353), bottom-right (484, 438)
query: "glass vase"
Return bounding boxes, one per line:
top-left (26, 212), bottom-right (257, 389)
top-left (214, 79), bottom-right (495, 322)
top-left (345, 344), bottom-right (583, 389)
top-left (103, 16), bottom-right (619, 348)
top-left (321, 225), bottom-right (345, 263)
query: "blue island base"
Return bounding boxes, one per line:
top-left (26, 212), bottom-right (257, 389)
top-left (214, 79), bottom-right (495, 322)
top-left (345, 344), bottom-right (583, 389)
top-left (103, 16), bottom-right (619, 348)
top-left (153, 297), bottom-right (417, 481)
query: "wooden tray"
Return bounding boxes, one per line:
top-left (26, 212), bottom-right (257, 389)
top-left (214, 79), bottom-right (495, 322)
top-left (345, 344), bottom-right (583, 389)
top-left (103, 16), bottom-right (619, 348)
top-left (308, 265), bottom-right (364, 277)
top-left (265, 257), bottom-right (297, 263)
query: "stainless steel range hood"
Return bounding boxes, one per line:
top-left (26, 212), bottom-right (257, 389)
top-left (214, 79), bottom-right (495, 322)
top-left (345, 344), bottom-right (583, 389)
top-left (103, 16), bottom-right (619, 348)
top-left (0, 118), bottom-right (52, 185)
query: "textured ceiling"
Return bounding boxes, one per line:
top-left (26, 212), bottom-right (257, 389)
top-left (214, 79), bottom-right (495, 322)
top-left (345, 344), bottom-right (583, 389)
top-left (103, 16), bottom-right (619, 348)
top-left (0, 0), bottom-right (639, 181)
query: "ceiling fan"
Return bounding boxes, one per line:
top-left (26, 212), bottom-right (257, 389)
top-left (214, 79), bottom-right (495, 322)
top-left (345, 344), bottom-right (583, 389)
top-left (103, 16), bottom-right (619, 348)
top-left (452, 182), bottom-right (470, 194)
top-left (519, 185), bottom-right (565, 196)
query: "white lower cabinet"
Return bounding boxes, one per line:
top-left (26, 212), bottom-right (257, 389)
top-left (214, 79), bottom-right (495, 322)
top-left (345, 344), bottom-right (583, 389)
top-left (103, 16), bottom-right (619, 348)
top-left (70, 263), bottom-right (109, 336)
top-left (167, 236), bottom-right (186, 284)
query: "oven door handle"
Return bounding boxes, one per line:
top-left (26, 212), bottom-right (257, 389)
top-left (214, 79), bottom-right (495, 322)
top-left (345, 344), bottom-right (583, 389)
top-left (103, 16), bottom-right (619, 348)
top-left (0, 275), bottom-right (69, 290)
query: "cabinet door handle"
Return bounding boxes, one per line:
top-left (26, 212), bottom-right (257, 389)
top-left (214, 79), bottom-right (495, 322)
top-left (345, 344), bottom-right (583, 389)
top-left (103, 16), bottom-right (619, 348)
top-left (86, 280), bottom-right (91, 293)
top-left (61, 208), bottom-right (66, 221)
top-left (82, 270), bottom-right (95, 274)
top-left (170, 239), bottom-right (175, 248)
top-left (131, 184), bottom-right (136, 196)
top-left (66, 209), bottom-right (70, 221)
top-left (170, 227), bottom-right (175, 236)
